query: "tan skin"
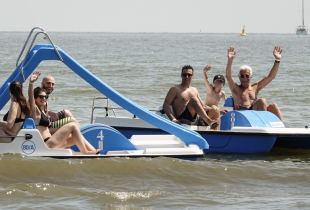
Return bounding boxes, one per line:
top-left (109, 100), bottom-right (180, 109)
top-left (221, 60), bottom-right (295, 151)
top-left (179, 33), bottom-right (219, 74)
top-left (0, 93), bottom-right (26, 143)
top-left (42, 76), bottom-right (80, 128)
top-left (226, 46), bottom-right (284, 122)
top-left (163, 68), bottom-right (219, 128)
top-left (203, 65), bottom-right (227, 113)
top-left (29, 71), bottom-right (99, 154)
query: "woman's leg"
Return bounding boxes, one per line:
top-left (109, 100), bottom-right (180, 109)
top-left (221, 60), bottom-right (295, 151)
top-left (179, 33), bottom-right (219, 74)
top-left (48, 122), bottom-right (98, 154)
top-left (60, 134), bottom-right (96, 151)
top-left (0, 128), bottom-right (12, 143)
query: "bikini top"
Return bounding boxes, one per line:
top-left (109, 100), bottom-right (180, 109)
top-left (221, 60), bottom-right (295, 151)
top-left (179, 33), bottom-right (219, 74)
top-left (3, 106), bottom-right (25, 124)
top-left (36, 107), bottom-right (50, 127)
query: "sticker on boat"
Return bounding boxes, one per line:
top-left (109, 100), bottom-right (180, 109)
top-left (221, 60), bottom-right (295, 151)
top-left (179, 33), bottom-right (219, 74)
top-left (21, 140), bottom-right (36, 155)
top-left (270, 122), bottom-right (284, 127)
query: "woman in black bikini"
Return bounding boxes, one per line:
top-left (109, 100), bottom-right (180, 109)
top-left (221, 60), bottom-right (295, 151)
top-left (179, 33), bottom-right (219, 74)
top-left (28, 71), bottom-right (99, 155)
top-left (0, 81), bottom-right (30, 142)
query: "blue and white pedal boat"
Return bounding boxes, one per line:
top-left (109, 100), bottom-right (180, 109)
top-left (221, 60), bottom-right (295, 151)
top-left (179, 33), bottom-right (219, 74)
top-left (94, 97), bottom-right (310, 153)
top-left (0, 28), bottom-right (207, 160)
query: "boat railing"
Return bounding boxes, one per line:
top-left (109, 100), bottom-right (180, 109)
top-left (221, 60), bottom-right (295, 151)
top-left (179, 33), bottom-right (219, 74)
top-left (16, 27), bottom-right (63, 81)
top-left (90, 96), bottom-right (159, 123)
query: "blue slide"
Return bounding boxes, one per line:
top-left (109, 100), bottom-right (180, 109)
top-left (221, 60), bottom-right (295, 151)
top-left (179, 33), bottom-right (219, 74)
top-left (0, 44), bottom-right (208, 150)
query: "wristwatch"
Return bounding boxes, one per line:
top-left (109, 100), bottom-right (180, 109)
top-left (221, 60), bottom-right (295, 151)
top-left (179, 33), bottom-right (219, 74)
top-left (172, 119), bottom-right (177, 122)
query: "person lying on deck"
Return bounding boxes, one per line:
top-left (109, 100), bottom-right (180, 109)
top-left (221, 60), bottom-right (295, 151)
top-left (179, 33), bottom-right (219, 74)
top-left (163, 65), bottom-right (219, 128)
top-left (225, 46), bottom-right (284, 122)
top-left (28, 71), bottom-right (99, 155)
top-left (0, 81), bottom-right (30, 143)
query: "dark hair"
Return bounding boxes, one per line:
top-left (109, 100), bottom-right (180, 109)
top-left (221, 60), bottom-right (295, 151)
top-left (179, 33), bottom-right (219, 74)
top-left (181, 65), bottom-right (194, 74)
top-left (9, 81), bottom-right (30, 117)
top-left (34, 87), bottom-right (47, 99)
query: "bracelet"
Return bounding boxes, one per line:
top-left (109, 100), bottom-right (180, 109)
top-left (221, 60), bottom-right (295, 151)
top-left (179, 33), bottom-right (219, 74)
top-left (172, 119), bottom-right (177, 122)
top-left (275, 59), bottom-right (280, 63)
top-left (29, 81), bottom-right (33, 84)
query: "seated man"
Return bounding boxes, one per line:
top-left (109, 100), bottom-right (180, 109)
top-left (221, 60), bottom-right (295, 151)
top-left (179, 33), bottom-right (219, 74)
top-left (41, 76), bottom-right (81, 131)
top-left (163, 65), bottom-right (219, 128)
top-left (225, 46), bottom-right (284, 122)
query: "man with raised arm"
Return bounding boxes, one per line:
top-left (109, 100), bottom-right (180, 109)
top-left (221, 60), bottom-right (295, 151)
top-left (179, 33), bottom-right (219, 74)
top-left (163, 65), bottom-right (219, 128)
top-left (225, 46), bottom-right (284, 122)
top-left (41, 76), bottom-right (81, 130)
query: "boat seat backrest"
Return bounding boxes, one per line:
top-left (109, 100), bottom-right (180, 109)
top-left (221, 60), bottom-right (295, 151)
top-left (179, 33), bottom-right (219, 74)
top-left (22, 118), bottom-right (36, 129)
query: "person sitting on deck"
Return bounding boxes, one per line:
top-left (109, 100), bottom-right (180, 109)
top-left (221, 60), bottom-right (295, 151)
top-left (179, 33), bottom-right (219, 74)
top-left (202, 65), bottom-right (228, 129)
top-left (225, 46), bottom-right (284, 122)
top-left (163, 65), bottom-right (219, 128)
top-left (41, 76), bottom-right (80, 133)
top-left (0, 81), bottom-right (30, 143)
top-left (28, 71), bottom-right (99, 154)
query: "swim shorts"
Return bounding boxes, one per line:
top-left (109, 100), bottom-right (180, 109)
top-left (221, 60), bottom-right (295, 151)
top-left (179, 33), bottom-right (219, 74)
top-left (178, 106), bottom-right (197, 125)
top-left (237, 105), bottom-right (253, 110)
top-left (49, 110), bottom-right (72, 129)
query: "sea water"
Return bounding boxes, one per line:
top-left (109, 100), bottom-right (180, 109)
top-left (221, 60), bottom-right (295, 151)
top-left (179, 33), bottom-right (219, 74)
top-left (0, 32), bottom-right (310, 209)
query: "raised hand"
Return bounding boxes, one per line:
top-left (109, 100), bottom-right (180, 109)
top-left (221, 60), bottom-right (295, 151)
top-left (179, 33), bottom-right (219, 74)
top-left (227, 46), bottom-right (236, 60)
top-left (203, 65), bottom-right (212, 73)
top-left (273, 46), bottom-right (282, 60)
top-left (30, 71), bottom-right (41, 83)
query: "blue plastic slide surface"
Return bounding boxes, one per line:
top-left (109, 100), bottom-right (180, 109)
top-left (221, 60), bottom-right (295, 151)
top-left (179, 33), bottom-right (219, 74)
top-left (0, 44), bottom-right (208, 149)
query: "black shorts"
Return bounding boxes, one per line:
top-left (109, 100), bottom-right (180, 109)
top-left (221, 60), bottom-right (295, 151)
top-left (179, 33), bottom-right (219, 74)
top-left (178, 106), bottom-right (197, 125)
top-left (237, 105), bottom-right (253, 110)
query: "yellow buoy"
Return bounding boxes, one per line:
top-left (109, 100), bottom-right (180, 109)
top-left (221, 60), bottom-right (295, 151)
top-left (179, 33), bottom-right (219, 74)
top-left (239, 25), bottom-right (246, 36)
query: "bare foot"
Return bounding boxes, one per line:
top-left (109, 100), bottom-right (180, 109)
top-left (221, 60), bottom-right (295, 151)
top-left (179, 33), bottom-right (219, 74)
top-left (84, 149), bottom-right (100, 155)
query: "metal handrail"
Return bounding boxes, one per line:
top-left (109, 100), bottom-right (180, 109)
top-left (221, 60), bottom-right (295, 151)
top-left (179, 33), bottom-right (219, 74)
top-left (90, 96), bottom-right (159, 123)
top-left (16, 27), bottom-right (44, 68)
top-left (17, 28), bottom-right (64, 81)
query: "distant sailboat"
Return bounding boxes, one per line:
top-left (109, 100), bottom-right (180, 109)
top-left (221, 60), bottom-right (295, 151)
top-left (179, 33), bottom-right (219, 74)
top-left (239, 25), bottom-right (246, 36)
top-left (296, 0), bottom-right (308, 35)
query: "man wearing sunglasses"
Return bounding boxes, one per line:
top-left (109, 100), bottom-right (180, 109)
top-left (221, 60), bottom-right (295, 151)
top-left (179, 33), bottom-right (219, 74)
top-left (41, 76), bottom-right (80, 130)
top-left (163, 65), bottom-right (219, 127)
top-left (225, 46), bottom-right (283, 122)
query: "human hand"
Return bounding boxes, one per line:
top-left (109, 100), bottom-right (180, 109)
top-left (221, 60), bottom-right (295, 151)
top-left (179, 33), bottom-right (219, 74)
top-left (203, 65), bottom-right (212, 73)
top-left (273, 46), bottom-right (282, 60)
top-left (48, 111), bottom-right (59, 122)
top-left (220, 109), bottom-right (228, 114)
top-left (30, 71), bottom-right (41, 83)
top-left (173, 119), bottom-right (181, 125)
top-left (207, 117), bottom-right (219, 126)
top-left (227, 46), bottom-right (236, 60)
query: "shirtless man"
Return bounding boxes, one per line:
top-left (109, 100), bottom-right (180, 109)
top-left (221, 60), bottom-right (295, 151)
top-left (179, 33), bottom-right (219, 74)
top-left (41, 76), bottom-right (81, 128)
top-left (163, 65), bottom-right (219, 127)
top-left (203, 65), bottom-right (227, 113)
top-left (226, 46), bottom-right (284, 122)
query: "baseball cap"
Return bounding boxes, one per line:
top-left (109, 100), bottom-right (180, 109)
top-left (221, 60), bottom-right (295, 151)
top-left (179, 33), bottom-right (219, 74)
top-left (213, 75), bottom-right (225, 83)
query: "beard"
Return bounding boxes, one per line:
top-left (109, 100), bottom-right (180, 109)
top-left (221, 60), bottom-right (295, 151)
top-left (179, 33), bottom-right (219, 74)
top-left (42, 85), bottom-right (53, 95)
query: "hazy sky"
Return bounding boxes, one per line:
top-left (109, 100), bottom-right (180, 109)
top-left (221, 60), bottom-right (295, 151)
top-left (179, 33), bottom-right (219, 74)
top-left (0, 0), bottom-right (307, 33)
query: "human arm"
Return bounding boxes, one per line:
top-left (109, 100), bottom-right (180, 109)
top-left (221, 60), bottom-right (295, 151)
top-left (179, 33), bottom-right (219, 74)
top-left (197, 91), bottom-right (211, 110)
top-left (163, 86), bottom-right (180, 124)
top-left (220, 91), bottom-right (228, 113)
top-left (0, 102), bottom-right (19, 129)
top-left (203, 65), bottom-right (213, 90)
top-left (226, 46), bottom-right (238, 93)
top-left (257, 46), bottom-right (282, 91)
top-left (28, 71), bottom-right (41, 116)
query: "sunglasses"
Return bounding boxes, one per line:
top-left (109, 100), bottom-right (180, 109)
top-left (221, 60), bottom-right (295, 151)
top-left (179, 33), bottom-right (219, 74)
top-left (239, 74), bottom-right (250, 78)
top-left (37, 95), bottom-right (49, 99)
top-left (182, 73), bottom-right (193, 77)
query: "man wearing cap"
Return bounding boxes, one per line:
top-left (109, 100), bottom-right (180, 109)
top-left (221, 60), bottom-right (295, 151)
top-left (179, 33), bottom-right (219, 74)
top-left (163, 65), bottom-right (219, 128)
top-left (225, 46), bottom-right (284, 122)
top-left (203, 65), bottom-right (227, 114)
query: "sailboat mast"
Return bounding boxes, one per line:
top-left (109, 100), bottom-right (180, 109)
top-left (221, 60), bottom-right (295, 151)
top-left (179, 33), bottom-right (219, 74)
top-left (303, 0), bottom-right (305, 26)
